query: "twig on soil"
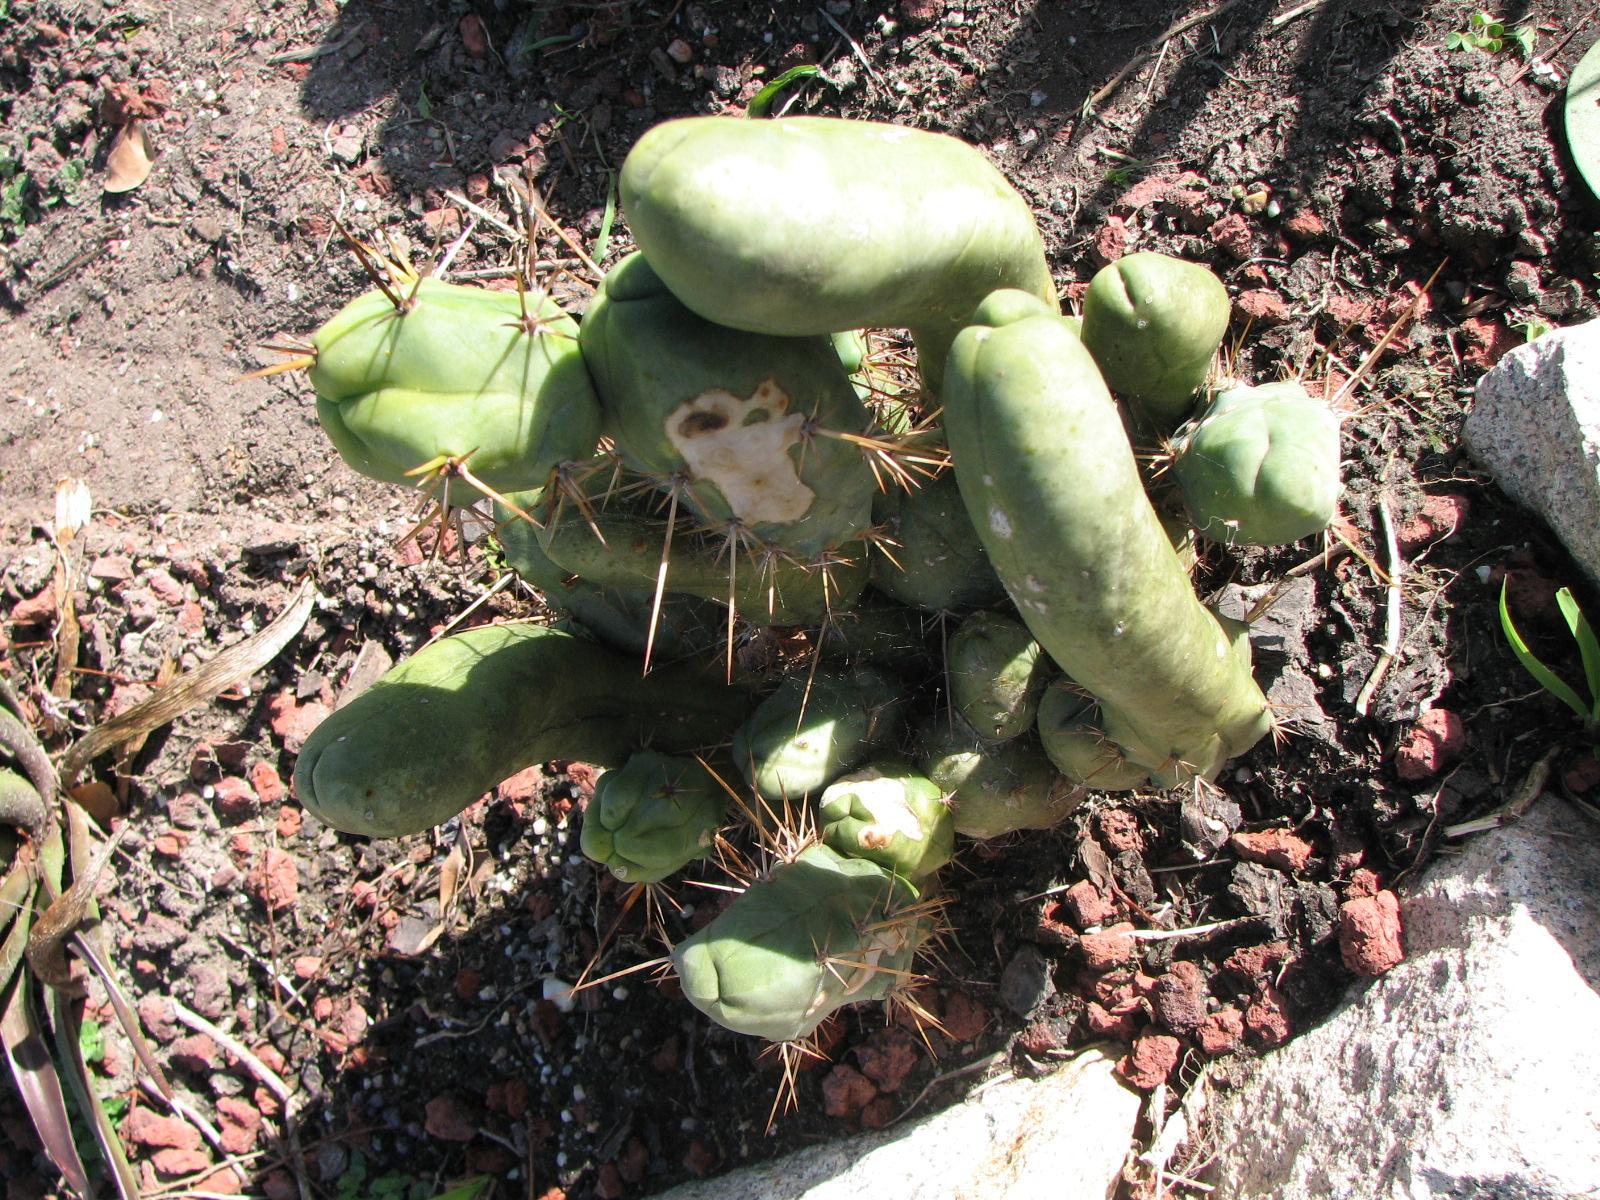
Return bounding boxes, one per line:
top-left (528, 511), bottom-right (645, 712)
top-left (442, 190), bottom-right (520, 239)
top-left (1354, 497), bottom-right (1401, 717)
top-left (1082, 0), bottom-right (1246, 116)
top-left (1126, 917), bottom-right (1253, 942)
top-left (817, 7), bottom-right (880, 83)
top-left (171, 999), bottom-right (312, 1200)
top-left (1271, 0), bottom-right (1330, 28)
top-left (1444, 744), bottom-right (1559, 838)
top-left (887, 1049), bottom-right (1009, 1126)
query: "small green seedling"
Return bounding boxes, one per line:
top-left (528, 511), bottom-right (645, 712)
top-left (1446, 12), bottom-right (1534, 56)
top-left (1499, 579), bottom-right (1600, 736)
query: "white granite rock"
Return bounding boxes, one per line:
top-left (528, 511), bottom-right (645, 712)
top-left (1465, 320), bottom-right (1600, 588)
top-left (1206, 797), bottom-right (1600, 1198)
top-left (649, 1047), bottom-right (1138, 1200)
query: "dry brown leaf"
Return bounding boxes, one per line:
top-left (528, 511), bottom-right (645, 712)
top-left (104, 120), bottom-right (153, 194)
top-left (66, 781), bottom-right (117, 826)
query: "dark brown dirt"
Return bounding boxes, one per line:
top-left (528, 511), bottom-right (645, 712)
top-left (4, 1), bottom-right (1600, 1198)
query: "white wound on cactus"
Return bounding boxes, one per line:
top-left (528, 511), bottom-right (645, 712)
top-left (989, 507), bottom-right (1013, 538)
top-left (665, 380), bottom-right (814, 524)
top-left (825, 771), bottom-right (925, 849)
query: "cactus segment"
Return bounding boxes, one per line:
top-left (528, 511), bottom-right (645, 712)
top-left (1036, 679), bottom-right (1150, 791)
top-left (1171, 380), bottom-right (1342, 547)
top-left (869, 473), bottom-right (1007, 612)
top-left (578, 253), bottom-right (876, 557)
top-left (815, 598), bottom-right (937, 670)
top-left (1079, 253), bottom-right (1230, 431)
top-left (495, 490), bottom-right (725, 658)
top-left (671, 844), bottom-right (926, 1042)
top-left (534, 505), bottom-right (870, 628)
top-left (947, 610), bottom-right (1050, 742)
top-left (732, 668), bottom-right (906, 801)
top-left (293, 624), bottom-right (748, 838)
top-left (309, 277), bottom-right (601, 491)
top-left (580, 752), bottom-right (727, 884)
top-left (942, 297), bottom-right (1271, 791)
top-left (918, 715), bottom-right (1084, 839)
top-left (817, 762), bottom-right (954, 881)
top-left (620, 116), bottom-right (1056, 390)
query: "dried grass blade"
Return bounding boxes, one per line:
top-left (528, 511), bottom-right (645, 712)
top-left (0, 978), bottom-right (93, 1198)
top-left (61, 581), bottom-right (315, 786)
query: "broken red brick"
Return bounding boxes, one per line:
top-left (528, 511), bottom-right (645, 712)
top-left (1281, 209), bottom-right (1326, 242)
top-left (1396, 494), bottom-right (1470, 555)
top-left (1196, 1006), bottom-right (1246, 1056)
top-left (1089, 214), bottom-right (1130, 267)
top-left (213, 776), bottom-right (258, 822)
top-left (821, 1063), bottom-right (878, 1120)
top-left (1230, 828), bottom-right (1315, 873)
top-left (1222, 941), bottom-right (1291, 985)
top-left (248, 760), bottom-right (286, 807)
top-left (939, 989), bottom-right (988, 1042)
top-left (1244, 982), bottom-right (1293, 1047)
top-left (1459, 316), bottom-right (1519, 372)
top-left (1394, 709), bottom-right (1466, 781)
top-left (1152, 960), bottom-right (1208, 1038)
top-left (1083, 1000), bottom-right (1138, 1040)
top-left (1208, 212), bottom-right (1254, 259)
top-left (1116, 1033), bottom-right (1181, 1089)
top-left (1061, 879), bottom-right (1116, 929)
top-left (1080, 923), bottom-right (1138, 971)
top-left (855, 1026), bottom-right (919, 1093)
top-left (1339, 890), bottom-right (1405, 976)
top-left (215, 1097), bottom-right (262, 1156)
top-left (1234, 288), bottom-right (1290, 326)
top-left (245, 848), bottom-right (298, 911)
top-left (265, 690), bottom-right (330, 754)
top-left (124, 1109), bottom-right (201, 1151)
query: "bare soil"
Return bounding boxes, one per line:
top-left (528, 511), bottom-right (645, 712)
top-left (3, 1), bottom-right (1599, 1198)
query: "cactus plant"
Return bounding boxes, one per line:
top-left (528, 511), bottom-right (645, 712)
top-left (284, 115), bottom-right (1344, 1063)
top-left (1079, 252), bottom-right (1231, 431)
top-left (294, 623), bottom-right (748, 838)
top-left (620, 115), bottom-right (1056, 389)
top-left (672, 843), bottom-right (928, 1043)
top-left (732, 667), bottom-right (906, 802)
top-left (946, 610), bottom-right (1050, 741)
top-left (817, 761), bottom-right (954, 882)
top-left (580, 752), bottom-right (728, 884)
top-left (942, 291), bottom-right (1272, 789)
top-left (1170, 379), bottom-right (1342, 547)
top-left (309, 275), bottom-right (600, 493)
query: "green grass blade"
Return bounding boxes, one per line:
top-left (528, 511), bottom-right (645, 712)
top-left (747, 65), bottom-right (821, 118)
top-left (429, 1177), bottom-right (491, 1200)
top-left (1501, 580), bottom-right (1590, 719)
top-left (592, 171), bottom-right (617, 266)
top-left (1554, 587), bottom-right (1600, 722)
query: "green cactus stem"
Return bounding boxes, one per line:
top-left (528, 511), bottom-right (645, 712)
top-left (672, 843), bottom-right (927, 1042)
top-left (494, 489), bottom-right (726, 660)
top-left (309, 276), bottom-right (600, 493)
top-left (578, 252), bottom-right (877, 558)
top-left (943, 291), bottom-right (1272, 790)
top-left (818, 761), bottom-right (954, 882)
top-left (1170, 380), bottom-right (1342, 547)
top-left (620, 116), bottom-right (1057, 391)
top-left (732, 667), bottom-right (905, 801)
top-left (294, 624), bottom-right (748, 838)
top-left (580, 752), bottom-right (728, 884)
top-left (1035, 679), bottom-right (1150, 792)
top-left (918, 715), bottom-right (1085, 839)
top-left (1079, 252), bottom-right (1230, 431)
top-left (869, 473), bottom-right (1007, 612)
top-left (533, 504), bottom-right (870, 629)
top-left (947, 610), bottom-right (1050, 741)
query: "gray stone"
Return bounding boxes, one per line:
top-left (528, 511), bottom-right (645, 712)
top-left (1464, 321), bottom-right (1600, 589)
top-left (1206, 797), bottom-right (1600, 1199)
top-left (651, 1047), bottom-right (1138, 1200)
